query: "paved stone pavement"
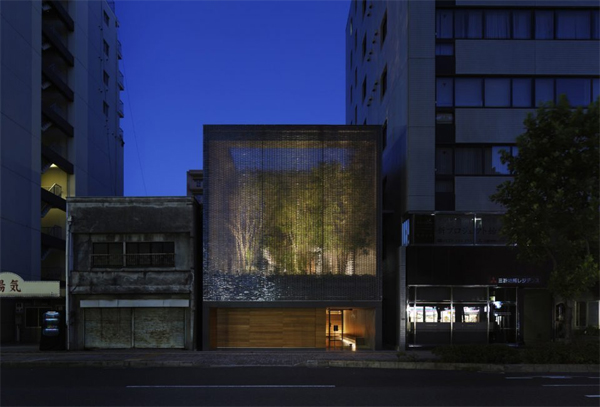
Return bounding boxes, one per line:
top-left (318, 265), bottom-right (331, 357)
top-left (1, 345), bottom-right (597, 372)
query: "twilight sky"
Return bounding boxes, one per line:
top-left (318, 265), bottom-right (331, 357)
top-left (117, 0), bottom-right (350, 196)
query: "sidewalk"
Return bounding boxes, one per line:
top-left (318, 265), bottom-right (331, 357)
top-left (1, 345), bottom-right (597, 372)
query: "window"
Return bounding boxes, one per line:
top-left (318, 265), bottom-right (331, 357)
top-left (195, 179), bottom-right (203, 188)
top-left (455, 10), bottom-right (483, 39)
top-left (354, 105), bottom-right (357, 124)
top-left (350, 50), bottom-right (353, 68)
top-left (593, 10), bottom-right (600, 39)
top-left (485, 10), bottom-right (510, 39)
top-left (362, 0), bottom-right (366, 18)
top-left (512, 10), bottom-right (532, 39)
top-left (380, 66), bottom-right (387, 101)
top-left (362, 34), bottom-right (367, 60)
top-left (354, 68), bottom-right (357, 87)
top-left (435, 148), bottom-right (453, 175)
top-left (103, 101), bottom-right (109, 117)
top-left (435, 43), bottom-right (454, 56)
top-left (380, 11), bottom-right (388, 47)
top-left (455, 148), bottom-right (483, 174)
top-left (455, 78), bottom-right (483, 107)
top-left (535, 78), bottom-right (555, 105)
top-left (593, 78), bottom-right (599, 101)
top-left (350, 85), bottom-right (353, 104)
top-left (556, 78), bottom-right (592, 106)
top-left (103, 71), bottom-right (109, 86)
top-left (126, 242), bottom-right (175, 267)
top-left (349, 19), bottom-right (353, 36)
top-left (535, 10), bottom-right (554, 39)
top-left (436, 77), bottom-right (453, 107)
top-left (103, 10), bottom-right (110, 26)
top-left (92, 242), bottom-right (123, 267)
top-left (484, 78), bottom-right (510, 107)
top-left (354, 30), bottom-right (358, 50)
top-left (484, 146), bottom-right (511, 174)
top-left (362, 76), bottom-right (367, 102)
top-left (556, 10), bottom-right (590, 39)
top-left (103, 40), bottom-right (110, 56)
top-left (512, 78), bottom-right (532, 107)
top-left (436, 9), bottom-right (453, 38)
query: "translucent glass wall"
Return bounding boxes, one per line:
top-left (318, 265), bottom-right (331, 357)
top-left (203, 126), bottom-right (380, 301)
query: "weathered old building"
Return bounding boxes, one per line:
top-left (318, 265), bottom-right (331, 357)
top-left (67, 197), bottom-right (199, 349)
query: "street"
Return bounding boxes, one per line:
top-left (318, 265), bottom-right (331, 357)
top-left (1, 367), bottom-right (599, 406)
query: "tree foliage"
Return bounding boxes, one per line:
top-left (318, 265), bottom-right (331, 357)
top-left (491, 96), bottom-right (600, 339)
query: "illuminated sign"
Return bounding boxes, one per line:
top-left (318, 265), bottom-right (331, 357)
top-left (490, 276), bottom-right (540, 285)
top-left (0, 272), bottom-right (60, 297)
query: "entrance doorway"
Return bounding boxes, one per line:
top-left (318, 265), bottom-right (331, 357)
top-left (327, 309), bottom-right (344, 350)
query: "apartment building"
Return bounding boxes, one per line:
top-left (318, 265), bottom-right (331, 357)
top-left (1, 0), bottom-right (124, 343)
top-left (346, 0), bottom-right (599, 348)
top-left (202, 125), bottom-right (382, 350)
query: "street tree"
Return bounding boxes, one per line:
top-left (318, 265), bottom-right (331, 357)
top-left (491, 96), bottom-right (599, 341)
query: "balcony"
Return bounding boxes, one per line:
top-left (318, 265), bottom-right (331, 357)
top-left (91, 253), bottom-right (175, 268)
top-left (42, 64), bottom-right (74, 101)
top-left (117, 70), bottom-right (124, 90)
top-left (117, 99), bottom-right (124, 118)
top-left (41, 144), bottom-right (74, 174)
top-left (41, 183), bottom-right (66, 212)
top-left (117, 40), bottom-right (122, 59)
top-left (45, 0), bottom-right (74, 32)
top-left (41, 24), bottom-right (74, 66)
top-left (42, 104), bottom-right (74, 137)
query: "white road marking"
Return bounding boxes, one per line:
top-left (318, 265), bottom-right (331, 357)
top-left (127, 385), bottom-right (336, 388)
top-left (542, 385), bottom-right (599, 387)
top-left (506, 376), bottom-right (573, 380)
top-left (585, 395), bottom-right (600, 398)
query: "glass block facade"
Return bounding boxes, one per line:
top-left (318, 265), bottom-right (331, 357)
top-left (203, 126), bottom-right (381, 301)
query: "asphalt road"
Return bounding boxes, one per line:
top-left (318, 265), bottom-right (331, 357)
top-left (1, 366), bottom-right (599, 406)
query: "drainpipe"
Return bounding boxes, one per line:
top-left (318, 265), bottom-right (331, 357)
top-left (65, 212), bottom-right (72, 351)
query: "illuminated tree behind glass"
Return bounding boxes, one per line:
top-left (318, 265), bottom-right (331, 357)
top-left (227, 142), bottom-right (375, 275)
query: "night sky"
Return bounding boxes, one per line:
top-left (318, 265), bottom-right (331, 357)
top-left (117, 0), bottom-right (350, 196)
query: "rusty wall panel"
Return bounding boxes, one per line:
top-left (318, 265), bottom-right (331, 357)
top-left (84, 308), bottom-right (132, 349)
top-left (133, 308), bottom-right (185, 348)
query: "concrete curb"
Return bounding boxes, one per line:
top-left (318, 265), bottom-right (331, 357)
top-left (320, 360), bottom-right (600, 373)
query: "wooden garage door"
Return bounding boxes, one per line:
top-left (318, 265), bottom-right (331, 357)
top-left (134, 308), bottom-right (185, 348)
top-left (215, 308), bottom-right (325, 348)
top-left (84, 308), bottom-right (132, 349)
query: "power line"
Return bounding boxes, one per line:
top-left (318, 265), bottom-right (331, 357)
top-left (121, 58), bottom-right (148, 196)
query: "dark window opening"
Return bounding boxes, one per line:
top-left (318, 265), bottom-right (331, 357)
top-left (380, 66), bottom-right (387, 101)
top-left (380, 11), bottom-right (388, 47)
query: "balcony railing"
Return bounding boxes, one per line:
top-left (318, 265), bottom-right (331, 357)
top-left (91, 253), bottom-right (175, 268)
top-left (117, 70), bottom-right (124, 90)
top-left (42, 183), bottom-right (63, 197)
top-left (117, 99), bottom-right (124, 118)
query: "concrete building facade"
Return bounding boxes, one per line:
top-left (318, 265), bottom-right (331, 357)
top-left (346, 0), bottom-right (599, 348)
top-left (0, 0), bottom-right (124, 343)
top-left (67, 197), bottom-right (199, 350)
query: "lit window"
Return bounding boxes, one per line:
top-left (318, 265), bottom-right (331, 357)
top-left (484, 146), bottom-right (511, 175)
